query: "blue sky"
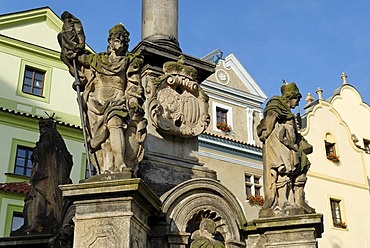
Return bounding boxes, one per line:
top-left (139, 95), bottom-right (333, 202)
top-left (2, 1), bottom-right (370, 107)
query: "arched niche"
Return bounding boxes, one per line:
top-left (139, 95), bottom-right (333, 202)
top-left (160, 178), bottom-right (247, 247)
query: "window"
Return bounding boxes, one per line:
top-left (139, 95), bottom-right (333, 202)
top-left (213, 102), bottom-right (233, 133)
top-left (216, 107), bottom-right (228, 125)
top-left (85, 159), bottom-right (97, 179)
top-left (11, 212), bottom-right (24, 232)
top-left (16, 60), bottom-right (51, 103)
top-left (364, 139), bottom-right (370, 154)
top-left (245, 174), bottom-right (262, 197)
top-left (22, 67), bottom-right (45, 97)
top-left (325, 141), bottom-right (336, 157)
top-left (325, 133), bottom-right (339, 163)
top-left (330, 198), bottom-right (346, 228)
top-left (325, 141), bottom-right (339, 162)
top-left (14, 145), bottom-right (33, 177)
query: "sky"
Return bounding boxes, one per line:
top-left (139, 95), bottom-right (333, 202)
top-left (2, 1), bottom-right (370, 107)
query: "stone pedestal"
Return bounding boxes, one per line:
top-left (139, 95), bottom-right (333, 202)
top-left (247, 214), bottom-right (323, 248)
top-left (60, 179), bottom-right (160, 248)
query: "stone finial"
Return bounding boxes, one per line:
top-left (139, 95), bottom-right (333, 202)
top-left (305, 93), bottom-right (314, 107)
top-left (316, 87), bottom-right (323, 100)
top-left (341, 72), bottom-right (348, 85)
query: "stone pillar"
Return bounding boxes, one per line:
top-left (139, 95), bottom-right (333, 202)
top-left (60, 179), bottom-right (160, 248)
top-left (246, 214), bottom-right (324, 248)
top-left (142, 0), bottom-right (180, 50)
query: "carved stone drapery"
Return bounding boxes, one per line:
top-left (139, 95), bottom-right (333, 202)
top-left (58, 12), bottom-right (146, 176)
top-left (11, 118), bottom-right (73, 236)
top-left (149, 56), bottom-right (210, 137)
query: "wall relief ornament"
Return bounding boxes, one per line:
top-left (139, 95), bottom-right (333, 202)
top-left (149, 55), bottom-right (210, 137)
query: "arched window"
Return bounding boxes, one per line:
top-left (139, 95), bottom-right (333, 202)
top-left (325, 133), bottom-right (339, 163)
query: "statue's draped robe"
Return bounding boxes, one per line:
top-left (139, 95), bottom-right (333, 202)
top-left (190, 235), bottom-right (225, 248)
top-left (58, 24), bottom-right (145, 172)
top-left (257, 96), bottom-right (311, 209)
top-left (16, 127), bottom-right (73, 234)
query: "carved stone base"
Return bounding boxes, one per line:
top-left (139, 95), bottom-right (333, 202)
top-left (79, 169), bottom-right (133, 183)
top-left (60, 179), bottom-right (160, 248)
top-left (246, 214), bottom-right (323, 248)
top-left (0, 234), bottom-right (54, 247)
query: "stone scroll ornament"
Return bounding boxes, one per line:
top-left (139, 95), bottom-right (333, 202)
top-left (257, 82), bottom-right (315, 218)
top-left (58, 12), bottom-right (146, 176)
top-left (149, 55), bottom-right (210, 137)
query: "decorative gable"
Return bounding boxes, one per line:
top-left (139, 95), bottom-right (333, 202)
top-left (0, 7), bottom-right (63, 51)
top-left (202, 50), bottom-right (267, 103)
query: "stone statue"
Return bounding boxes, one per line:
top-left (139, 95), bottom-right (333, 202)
top-left (190, 218), bottom-right (225, 248)
top-left (257, 82), bottom-right (314, 217)
top-left (148, 55), bottom-right (210, 137)
top-left (58, 12), bottom-right (146, 176)
top-left (12, 118), bottom-right (73, 235)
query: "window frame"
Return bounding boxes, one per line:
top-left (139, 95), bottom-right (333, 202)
top-left (245, 174), bottom-right (262, 198)
top-left (16, 60), bottom-right (51, 103)
top-left (212, 102), bottom-right (233, 133)
top-left (22, 66), bottom-right (45, 97)
top-left (4, 204), bottom-right (24, 237)
top-left (11, 211), bottom-right (24, 232)
top-left (329, 197), bottom-right (347, 229)
top-left (13, 145), bottom-right (33, 177)
top-left (8, 139), bottom-right (35, 180)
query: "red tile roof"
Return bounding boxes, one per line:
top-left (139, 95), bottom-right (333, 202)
top-left (0, 182), bottom-right (31, 194)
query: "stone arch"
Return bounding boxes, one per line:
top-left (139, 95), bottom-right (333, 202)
top-left (160, 178), bottom-right (247, 247)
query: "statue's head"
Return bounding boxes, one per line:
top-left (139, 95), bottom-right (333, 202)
top-left (38, 118), bottom-right (56, 133)
top-left (107, 23), bottom-right (130, 54)
top-left (281, 82), bottom-right (302, 108)
top-left (199, 218), bottom-right (217, 235)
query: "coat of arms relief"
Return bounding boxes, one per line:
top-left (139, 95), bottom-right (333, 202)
top-left (149, 55), bottom-right (210, 137)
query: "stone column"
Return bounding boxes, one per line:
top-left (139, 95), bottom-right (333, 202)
top-left (142, 0), bottom-right (179, 50)
top-left (133, 1), bottom-right (216, 197)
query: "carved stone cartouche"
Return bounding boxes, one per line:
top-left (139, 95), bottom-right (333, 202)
top-left (149, 55), bottom-right (210, 137)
